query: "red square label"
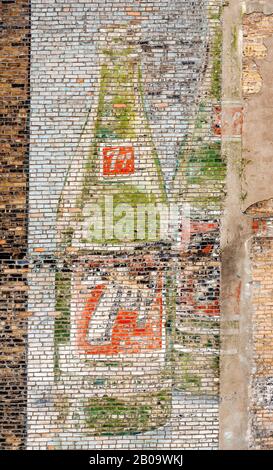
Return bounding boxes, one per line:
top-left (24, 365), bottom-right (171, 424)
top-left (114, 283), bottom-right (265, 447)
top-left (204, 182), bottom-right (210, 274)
top-left (102, 146), bottom-right (135, 176)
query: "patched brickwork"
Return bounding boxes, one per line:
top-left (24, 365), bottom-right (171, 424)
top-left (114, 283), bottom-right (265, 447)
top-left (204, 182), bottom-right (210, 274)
top-left (0, 0), bottom-right (30, 450)
top-left (242, 11), bottom-right (273, 210)
top-left (242, 10), bottom-right (273, 449)
top-left (250, 235), bottom-right (273, 449)
top-left (246, 211), bottom-right (273, 449)
top-left (243, 13), bottom-right (273, 96)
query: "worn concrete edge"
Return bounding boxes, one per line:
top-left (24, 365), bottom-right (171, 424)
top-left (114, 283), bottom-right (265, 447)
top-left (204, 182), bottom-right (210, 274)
top-left (219, 0), bottom-right (253, 450)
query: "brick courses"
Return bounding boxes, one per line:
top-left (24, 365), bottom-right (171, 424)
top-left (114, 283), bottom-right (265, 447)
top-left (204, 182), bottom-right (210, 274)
top-left (1, 0), bottom-right (272, 452)
top-left (0, 0), bottom-right (30, 450)
top-left (26, 0), bottom-right (224, 450)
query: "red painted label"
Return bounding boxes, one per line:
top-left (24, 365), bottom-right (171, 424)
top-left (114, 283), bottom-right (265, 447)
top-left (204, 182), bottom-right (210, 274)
top-left (77, 275), bottom-right (163, 355)
top-left (103, 146), bottom-right (135, 175)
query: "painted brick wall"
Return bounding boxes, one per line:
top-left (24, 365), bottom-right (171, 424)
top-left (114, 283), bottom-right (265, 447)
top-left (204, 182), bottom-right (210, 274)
top-left (1, 0), bottom-right (227, 450)
top-left (3, 0), bottom-right (273, 452)
top-left (25, 0), bottom-right (223, 450)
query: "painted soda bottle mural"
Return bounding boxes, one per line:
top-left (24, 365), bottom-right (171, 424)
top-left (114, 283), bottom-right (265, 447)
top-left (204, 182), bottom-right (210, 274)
top-left (54, 24), bottom-right (174, 435)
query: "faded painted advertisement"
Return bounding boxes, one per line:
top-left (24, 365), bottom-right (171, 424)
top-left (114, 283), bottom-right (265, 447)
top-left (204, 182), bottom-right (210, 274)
top-left (28, 0), bottom-right (223, 449)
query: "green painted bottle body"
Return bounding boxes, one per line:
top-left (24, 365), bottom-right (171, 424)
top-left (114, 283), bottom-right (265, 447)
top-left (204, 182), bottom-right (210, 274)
top-left (54, 26), bottom-right (175, 436)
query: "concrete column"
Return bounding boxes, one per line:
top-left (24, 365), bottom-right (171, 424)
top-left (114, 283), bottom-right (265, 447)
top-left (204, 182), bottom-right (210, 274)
top-left (220, 0), bottom-right (253, 450)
